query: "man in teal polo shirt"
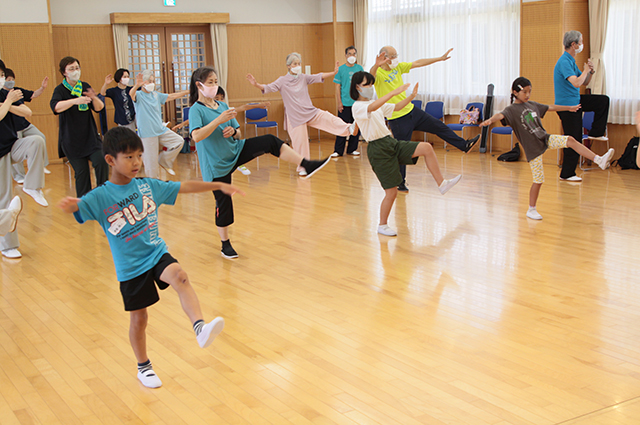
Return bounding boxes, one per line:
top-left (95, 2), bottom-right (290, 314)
top-left (332, 46), bottom-right (364, 157)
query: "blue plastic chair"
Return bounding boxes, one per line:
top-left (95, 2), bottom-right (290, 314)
top-left (489, 126), bottom-right (513, 153)
top-left (245, 107), bottom-right (279, 138)
top-left (580, 111), bottom-right (609, 170)
top-left (448, 102), bottom-right (483, 139)
top-left (425, 101), bottom-right (446, 147)
top-left (179, 107), bottom-right (191, 153)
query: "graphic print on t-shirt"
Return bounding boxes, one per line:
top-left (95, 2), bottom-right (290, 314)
top-left (519, 108), bottom-right (546, 139)
top-left (383, 69), bottom-right (401, 84)
top-left (103, 180), bottom-right (159, 244)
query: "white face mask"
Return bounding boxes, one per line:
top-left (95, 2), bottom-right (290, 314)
top-left (389, 58), bottom-right (399, 69)
top-left (358, 85), bottom-right (375, 99)
top-left (347, 56), bottom-right (357, 65)
top-left (575, 44), bottom-right (584, 54)
top-left (290, 66), bottom-right (302, 75)
top-left (67, 70), bottom-right (81, 81)
top-left (144, 83), bottom-right (155, 92)
top-left (0, 77), bottom-right (5, 89)
top-left (120, 77), bottom-right (130, 86)
top-left (4, 80), bottom-right (15, 89)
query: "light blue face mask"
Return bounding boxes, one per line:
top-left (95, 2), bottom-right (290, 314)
top-left (358, 85), bottom-right (375, 99)
top-left (4, 80), bottom-right (15, 89)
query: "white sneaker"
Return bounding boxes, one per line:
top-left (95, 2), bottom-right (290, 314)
top-left (8, 196), bottom-right (22, 233)
top-left (23, 188), bottom-right (48, 207)
top-left (348, 151), bottom-right (361, 156)
top-left (330, 152), bottom-right (340, 158)
top-left (197, 317), bottom-right (225, 348)
top-left (137, 369), bottom-right (162, 388)
top-left (438, 175), bottom-right (462, 195)
top-left (43, 167), bottom-right (52, 175)
top-left (526, 208), bottom-right (543, 220)
top-left (14, 176), bottom-right (24, 184)
top-left (377, 224), bottom-right (397, 236)
top-left (560, 175), bottom-right (582, 182)
top-left (596, 148), bottom-right (615, 170)
top-left (237, 165), bottom-right (251, 175)
top-left (2, 248), bottom-right (22, 259)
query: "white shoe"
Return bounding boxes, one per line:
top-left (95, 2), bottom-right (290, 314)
top-left (559, 175), bottom-right (582, 182)
top-left (197, 317), bottom-right (225, 348)
top-left (2, 248), bottom-right (22, 259)
top-left (137, 369), bottom-right (162, 388)
top-left (43, 167), bottom-right (52, 175)
top-left (596, 148), bottom-right (615, 170)
top-left (377, 224), bottom-right (397, 236)
top-left (526, 209), bottom-right (543, 220)
top-left (348, 151), bottom-right (361, 156)
top-left (14, 176), bottom-right (24, 184)
top-left (438, 175), bottom-right (462, 195)
top-left (298, 170), bottom-right (308, 176)
top-left (330, 152), bottom-right (340, 158)
top-left (8, 196), bottom-right (22, 233)
top-left (237, 165), bottom-right (251, 175)
top-left (23, 188), bottom-right (48, 207)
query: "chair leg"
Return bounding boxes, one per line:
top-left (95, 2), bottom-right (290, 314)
top-left (489, 132), bottom-right (493, 153)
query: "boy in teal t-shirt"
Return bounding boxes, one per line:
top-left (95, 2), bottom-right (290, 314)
top-left (332, 46), bottom-right (363, 157)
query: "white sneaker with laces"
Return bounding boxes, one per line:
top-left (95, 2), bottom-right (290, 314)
top-left (596, 148), bottom-right (615, 170)
top-left (237, 165), bottom-right (251, 175)
top-left (23, 188), bottom-right (48, 207)
top-left (2, 248), bottom-right (22, 259)
top-left (43, 167), bottom-right (52, 175)
top-left (526, 208), bottom-right (543, 220)
top-left (438, 175), bottom-right (462, 195)
top-left (560, 175), bottom-right (582, 182)
top-left (377, 224), bottom-right (397, 236)
top-left (197, 317), bottom-right (225, 348)
top-left (137, 369), bottom-right (162, 388)
top-left (8, 196), bottom-right (22, 233)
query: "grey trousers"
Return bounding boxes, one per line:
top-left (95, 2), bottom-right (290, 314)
top-left (13, 124), bottom-right (49, 180)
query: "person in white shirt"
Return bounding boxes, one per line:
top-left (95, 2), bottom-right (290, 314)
top-left (350, 71), bottom-right (461, 237)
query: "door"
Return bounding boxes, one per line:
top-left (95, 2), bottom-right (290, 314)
top-left (127, 25), bottom-right (212, 126)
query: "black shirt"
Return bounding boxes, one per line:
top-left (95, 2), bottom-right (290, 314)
top-left (50, 82), bottom-right (103, 159)
top-left (105, 86), bottom-right (136, 125)
top-left (0, 89), bottom-right (19, 159)
top-left (1, 87), bottom-right (33, 131)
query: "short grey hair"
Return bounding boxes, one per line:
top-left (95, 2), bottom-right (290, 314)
top-left (286, 52), bottom-right (301, 66)
top-left (379, 46), bottom-right (393, 55)
top-left (141, 69), bottom-right (155, 82)
top-left (563, 31), bottom-right (582, 49)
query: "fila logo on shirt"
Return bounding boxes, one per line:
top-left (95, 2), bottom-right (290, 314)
top-left (104, 195), bottom-right (157, 236)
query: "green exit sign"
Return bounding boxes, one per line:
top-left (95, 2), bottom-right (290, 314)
top-left (164, 0), bottom-right (176, 6)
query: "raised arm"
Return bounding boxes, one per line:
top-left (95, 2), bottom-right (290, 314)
top-left (479, 112), bottom-right (506, 128)
top-left (30, 76), bottom-right (49, 100)
top-left (179, 180), bottom-right (245, 196)
top-left (548, 104), bottom-right (581, 112)
top-left (393, 83), bottom-right (419, 111)
top-left (167, 90), bottom-right (189, 102)
top-left (567, 60), bottom-right (593, 88)
top-left (83, 87), bottom-right (104, 112)
top-left (321, 62), bottom-right (340, 81)
top-left (100, 74), bottom-right (113, 96)
top-left (129, 73), bottom-right (144, 102)
top-left (246, 74), bottom-right (266, 92)
top-left (367, 83), bottom-right (411, 113)
top-left (0, 89), bottom-right (24, 121)
top-left (370, 51), bottom-right (390, 76)
top-left (9, 104), bottom-right (32, 118)
top-left (411, 48), bottom-right (453, 69)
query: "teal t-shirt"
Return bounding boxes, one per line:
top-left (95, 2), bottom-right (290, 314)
top-left (74, 178), bottom-right (181, 281)
top-left (188, 101), bottom-right (245, 180)
top-left (554, 51), bottom-right (581, 106)
top-left (334, 63), bottom-right (364, 107)
top-left (133, 90), bottom-right (169, 138)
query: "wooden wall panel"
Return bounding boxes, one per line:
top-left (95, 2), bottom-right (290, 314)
top-left (0, 24), bottom-right (59, 162)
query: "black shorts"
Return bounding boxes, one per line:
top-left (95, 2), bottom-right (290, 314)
top-left (119, 253), bottom-right (178, 311)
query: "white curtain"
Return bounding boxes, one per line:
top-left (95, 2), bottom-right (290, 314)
top-left (210, 23), bottom-right (228, 95)
top-left (603, 0), bottom-right (639, 124)
top-left (112, 24), bottom-right (129, 70)
top-left (354, 0), bottom-right (369, 67)
top-left (587, 0), bottom-right (608, 95)
top-left (365, 0), bottom-right (520, 115)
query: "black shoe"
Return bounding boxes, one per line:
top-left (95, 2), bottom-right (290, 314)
top-left (221, 242), bottom-right (238, 259)
top-left (302, 157), bottom-right (331, 179)
top-left (463, 135), bottom-right (480, 153)
top-left (397, 182), bottom-right (409, 192)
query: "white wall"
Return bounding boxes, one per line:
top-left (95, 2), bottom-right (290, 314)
top-left (49, 0), bottom-right (354, 25)
top-left (0, 0), bottom-right (49, 24)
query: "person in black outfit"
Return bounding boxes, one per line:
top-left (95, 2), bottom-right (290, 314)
top-left (50, 56), bottom-right (108, 197)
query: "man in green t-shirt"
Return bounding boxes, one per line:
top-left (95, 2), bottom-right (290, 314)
top-left (370, 46), bottom-right (479, 192)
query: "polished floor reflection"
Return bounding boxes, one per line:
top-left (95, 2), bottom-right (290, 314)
top-left (1, 140), bottom-right (639, 424)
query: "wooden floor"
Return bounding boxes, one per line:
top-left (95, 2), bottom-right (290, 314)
top-left (2, 139), bottom-right (640, 425)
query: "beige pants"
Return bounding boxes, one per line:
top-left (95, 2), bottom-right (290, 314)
top-left (141, 129), bottom-right (184, 178)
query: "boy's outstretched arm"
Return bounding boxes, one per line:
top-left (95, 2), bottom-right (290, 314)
top-left (59, 197), bottom-right (81, 213)
top-left (179, 181), bottom-right (246, 197)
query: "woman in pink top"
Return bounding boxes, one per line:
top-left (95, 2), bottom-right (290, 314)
top-left (246, 52), bottom-right (354, 175)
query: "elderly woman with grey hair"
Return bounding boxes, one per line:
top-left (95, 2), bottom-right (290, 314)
top-left (129, 69), bottom-right (188, 178)
top-left (553, 30), bottom-right (610, 182)
top-left (246, 52), bottom-right (354, 176)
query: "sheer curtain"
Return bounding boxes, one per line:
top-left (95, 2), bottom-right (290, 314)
top-left (354, 0), bottom-right (369, 67)
top-left (210, 23), bottom-right (228, 96)
top-left (112, 24), bottom-right (129, 70)
top-left (603, 0), bottom-right (639, 124)
top-left (587, 0), bottom-right (608, 95)
top-left (365, 0), bottom-right (519, 114)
